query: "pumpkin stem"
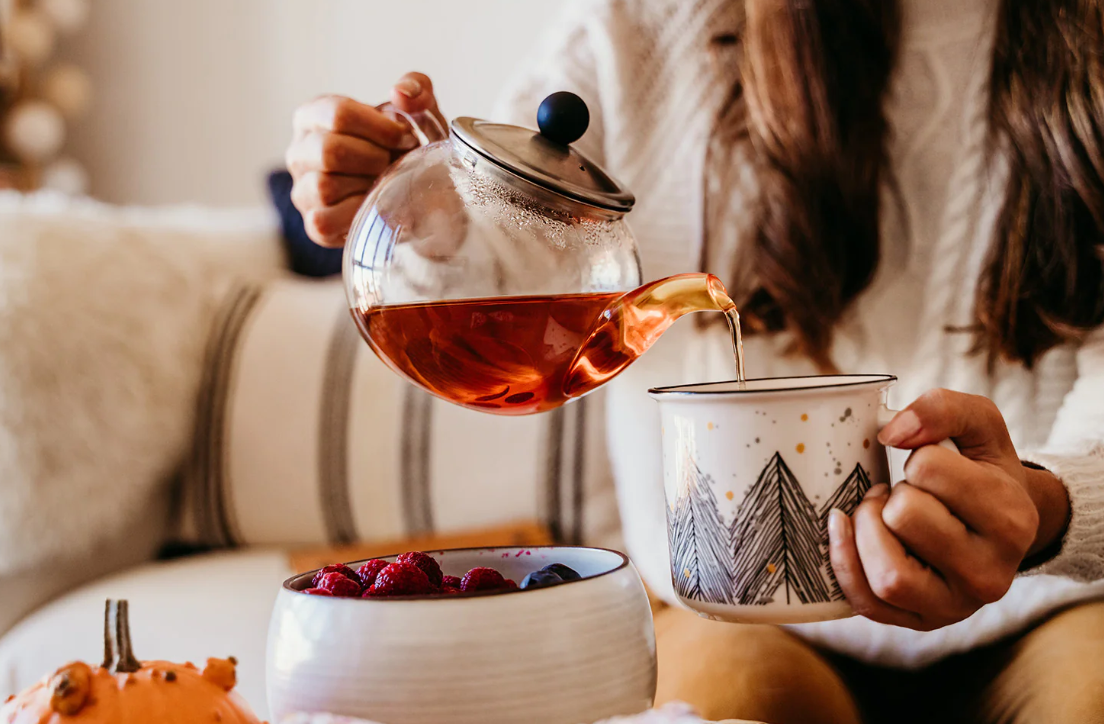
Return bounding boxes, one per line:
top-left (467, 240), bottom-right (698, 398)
top-left (102, 600), bottom-right (141, 673)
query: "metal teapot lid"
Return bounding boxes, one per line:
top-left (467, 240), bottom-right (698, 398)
top-left (450, 92), bottom-right (635, 213)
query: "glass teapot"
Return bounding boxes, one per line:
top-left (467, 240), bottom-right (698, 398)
top-left (344, 92), bottom-right (741, 416)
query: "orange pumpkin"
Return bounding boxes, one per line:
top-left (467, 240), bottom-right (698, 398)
top-left (1, 600), bottom-right (263, 724)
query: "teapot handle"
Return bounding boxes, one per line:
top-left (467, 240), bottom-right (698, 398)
top-left (377, 102), bottom-right (449, 148)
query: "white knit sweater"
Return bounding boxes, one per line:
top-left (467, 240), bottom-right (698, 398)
top-left (495, 0), bottom-right (1104, 667)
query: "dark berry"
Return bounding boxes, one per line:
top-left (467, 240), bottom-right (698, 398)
top-left (541, 563), bottom-right (581, 581)
top-left (318, 571), bottom-right (362, 597)
top-left (503, 579), bottom-right (518, 590)
top-left (304, 587), bottom-right (333, 596)
top-left (369, 562), bottom-right (434, 597)
top-left (356, 559), bottom-right (389, 588)
top-left (520, 570), bottom-right (564, 590)
top-left (460, 567), bottom-right (507, 593)
top-left (311, 564), bottom-right (358, 588)
top-left (395, 551), bottom-right (444, 588)
top-left (441, 575), bottom-right (462, 589)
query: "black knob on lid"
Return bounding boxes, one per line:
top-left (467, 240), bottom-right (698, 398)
top-left (537, 91), bottom-right (590, 146)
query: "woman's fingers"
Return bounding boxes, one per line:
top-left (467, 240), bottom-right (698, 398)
top-left (291, 172), bottom-right (375, 210)
top-left (286, 76), bottom-right (444, 247)
top-left (389, 72), bottom-right (445, 122)
top-left (287, 131), bottom-right (392, 177)
top-left (293, 94), bottom-right (410, 149)
top-left (902, 444), bottom-right (1037, 552)
top-left (827, 504), bottom-right (923, 629)
top-left (302, 194), bottom-right (366, 248)
top-left (852, 486), bottom-right (957, 619)
top-left (879, 482), bottom-right (980, 576)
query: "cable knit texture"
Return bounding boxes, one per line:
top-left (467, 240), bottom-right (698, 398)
top-left (1024, 447), bottom-right (1104, 581)
top-left (496, 0), bottom-right (1104, 667)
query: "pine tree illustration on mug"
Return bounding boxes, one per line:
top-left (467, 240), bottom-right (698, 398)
top-left (819, 464), bottom-right (873, 600)
top-left (730, 453), bottom-right (828, 605)
top-left (667, 459), bottom-right (734, 602)
top-left (668, 452), bottom-right (873, 606)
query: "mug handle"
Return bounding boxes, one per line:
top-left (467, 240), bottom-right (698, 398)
top-left (376, 102), bottom-right (449, 148)
top-left (877, 406), bottom-right (960, 486)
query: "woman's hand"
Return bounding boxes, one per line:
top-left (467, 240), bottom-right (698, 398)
top-left (285, 72), bottom-right (445, 247)
top-left (828, 388), bottom-right (1071, 631)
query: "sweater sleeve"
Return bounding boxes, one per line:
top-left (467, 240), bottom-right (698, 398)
top-left (491, 0), bottom-right (607, 166)
top-left (1021, 328), bottom-right (1104, 581)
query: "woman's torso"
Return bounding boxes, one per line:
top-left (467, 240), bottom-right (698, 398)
top-left (502, 0), bottom-right (1096, 667)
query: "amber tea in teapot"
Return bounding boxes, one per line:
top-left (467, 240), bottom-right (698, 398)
top-left (356, 273), bottom-right (745, 415)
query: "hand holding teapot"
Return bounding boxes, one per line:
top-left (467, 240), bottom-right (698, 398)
top-left (285, 72), bottom-right (446, 247)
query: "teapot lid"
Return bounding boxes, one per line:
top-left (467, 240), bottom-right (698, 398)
top-left (451, 92), bottom-right (635, 213)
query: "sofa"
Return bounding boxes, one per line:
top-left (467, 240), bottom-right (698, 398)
top-left (0, 190), bottom-right (626, 719)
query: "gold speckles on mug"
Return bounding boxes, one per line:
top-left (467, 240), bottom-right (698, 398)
top-left (801, 413), bottom-right (808, 422)
top-left (707, 422), bottom-right (715, 431)
top-left (725, 491), bottom-right (734, 501)
top-left (684, 569), bottom-right (692, 578)
top-left (796, 443), bottom-right (805, 454)
top-left (863, 439), bottom-right (871, 449)
top-left (767, 563), bottom-right (777, 574)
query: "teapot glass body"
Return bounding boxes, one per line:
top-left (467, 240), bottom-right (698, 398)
top-left (344, 105), bottom-right (737, 415)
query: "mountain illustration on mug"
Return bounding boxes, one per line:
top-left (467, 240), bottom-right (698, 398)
top-left (667, 452), bottom-right (873, 606)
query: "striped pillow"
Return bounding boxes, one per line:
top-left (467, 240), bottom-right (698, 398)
top-left (175, 277), bottom-right (623, 552)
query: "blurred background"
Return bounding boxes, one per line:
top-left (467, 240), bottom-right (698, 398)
top-left (0, 0), bottom-right (543, 205)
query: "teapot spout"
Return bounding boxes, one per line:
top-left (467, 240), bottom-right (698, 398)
top-left (563, 273), bottom-right (740, 399)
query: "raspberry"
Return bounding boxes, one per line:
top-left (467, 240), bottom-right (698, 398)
top-left (368, 562), bottom-right (434, 597)
top-left (318, 571), bottom-right (362, 597)
top-left (460, 567), bottom-right (507, 592)
top-left (441, 575), bottom-right (462, 589)
top-left (395, 551), bottom-right (444, 588)
top-left (311, 564), bottom-right (358, 588)
top-left (504, 579), bottom-right (519, 590)
top-left (356, 559), bottom-right (389, 588)
top-left (304, 587), bottom-right (333, 596)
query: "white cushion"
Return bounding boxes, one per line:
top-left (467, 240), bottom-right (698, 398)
top-left (0, 549), bottom-right (292, 719)
top-left (0, 191), bottom-right (286, 591)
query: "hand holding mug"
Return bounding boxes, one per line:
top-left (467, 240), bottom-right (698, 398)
top-left (828, 388), bottom-right (1071, 631)
top-left (285, 72), bottom-right (446, 247)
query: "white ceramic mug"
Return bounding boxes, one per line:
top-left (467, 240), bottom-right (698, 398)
top-left (649, 374), bottom-right (956, 624)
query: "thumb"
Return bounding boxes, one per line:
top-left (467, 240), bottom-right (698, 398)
top-left (390, 72), bottom-right (439, 115)
top-left (878, 388), bottom-right (1014, 459)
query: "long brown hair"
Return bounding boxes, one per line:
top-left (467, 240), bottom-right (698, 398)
top-left (719, 0), bottom-right (1104, 370)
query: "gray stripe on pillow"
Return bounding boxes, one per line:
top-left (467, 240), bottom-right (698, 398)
top-left (190, 283), bottom-right (263, 548)
top-left (543, 407), bottom-right (565, 542)
top-left (318, 309), bottom-right (360, 544)
top-left (558, 401), bottom-right (583, 545)
top-left (401, 387), bottom-right (435, 534)
top-left (571, 398), bottom-right (589, 545)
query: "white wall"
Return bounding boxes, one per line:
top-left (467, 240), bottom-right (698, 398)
top-left (64, 1), bottom-right (546, 206)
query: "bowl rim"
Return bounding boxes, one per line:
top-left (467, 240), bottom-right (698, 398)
top-left (282, 545), bottom-right (630, 601)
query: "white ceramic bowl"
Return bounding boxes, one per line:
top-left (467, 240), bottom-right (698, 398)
top-left (266, 546), bottom-right (656, 724)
